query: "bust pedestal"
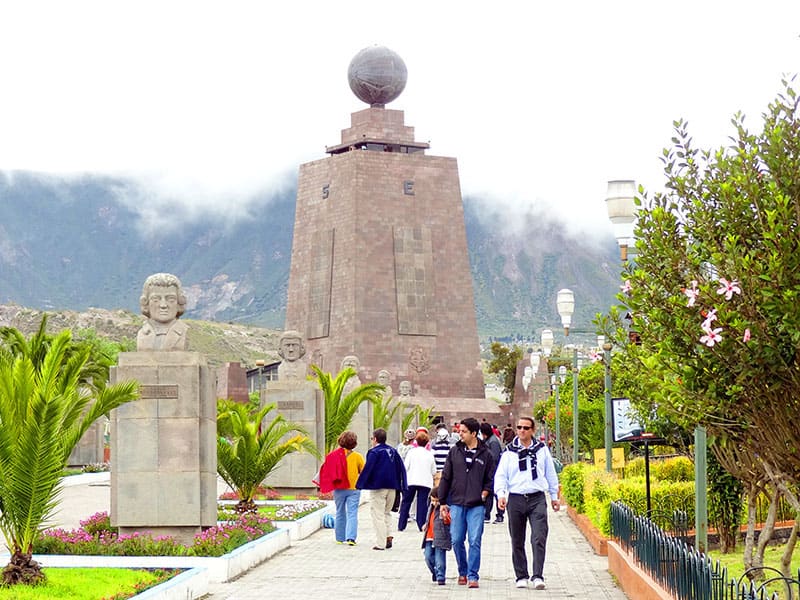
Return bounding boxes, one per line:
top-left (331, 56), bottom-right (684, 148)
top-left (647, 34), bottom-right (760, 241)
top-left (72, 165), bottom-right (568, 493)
top-left (110, 351), bottom-right (216, 544)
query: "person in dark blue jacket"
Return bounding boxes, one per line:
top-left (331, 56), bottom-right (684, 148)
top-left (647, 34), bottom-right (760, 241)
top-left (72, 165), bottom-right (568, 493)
top-left (356, 428), bottom-right (408, 550)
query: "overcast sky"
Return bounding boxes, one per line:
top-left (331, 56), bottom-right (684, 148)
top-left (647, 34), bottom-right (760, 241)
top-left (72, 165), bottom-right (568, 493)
top-left (1, 1), bottom-right (798, 233)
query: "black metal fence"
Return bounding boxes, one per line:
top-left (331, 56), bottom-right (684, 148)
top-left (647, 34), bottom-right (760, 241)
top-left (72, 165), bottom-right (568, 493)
top-left (610, 501), bottom-right (800, 600)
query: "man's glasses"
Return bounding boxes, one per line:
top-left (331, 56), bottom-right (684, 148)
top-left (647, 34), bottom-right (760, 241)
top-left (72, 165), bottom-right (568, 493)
top-left (516, 425), bottom-right (532, 430)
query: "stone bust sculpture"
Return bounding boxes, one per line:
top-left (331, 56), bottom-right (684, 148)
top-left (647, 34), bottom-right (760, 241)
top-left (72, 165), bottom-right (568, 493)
top-left (277, 330), bottom-right (307, 382)
top-left (341, 355), bottom-right (361, 396)
top-left (377, 369), bottom-right (393, 398)
top-left (398, 380), bottom-right (413, 398)
top-left (137, 273), bottom-right (189, 351)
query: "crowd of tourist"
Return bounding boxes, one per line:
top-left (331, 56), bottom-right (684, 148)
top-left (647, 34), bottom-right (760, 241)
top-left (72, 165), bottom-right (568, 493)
top-left (316, 415), bottom-right (561, 590)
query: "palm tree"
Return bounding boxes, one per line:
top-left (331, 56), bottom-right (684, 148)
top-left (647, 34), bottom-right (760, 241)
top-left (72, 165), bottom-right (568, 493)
top-left (0, 329), bottom-right (138, 586)
top-left (217, 401), bottom-right (319, 513)
top-left (372, 395), bottom-right (406, 432)
top-left (401, 404), bottom-right (438, 434)
top-left (311, 365), bottom-right (384, 453)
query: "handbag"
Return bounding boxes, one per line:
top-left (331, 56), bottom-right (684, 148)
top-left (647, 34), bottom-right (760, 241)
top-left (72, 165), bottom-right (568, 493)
top-left (390, 490), bottom-right (402, 512)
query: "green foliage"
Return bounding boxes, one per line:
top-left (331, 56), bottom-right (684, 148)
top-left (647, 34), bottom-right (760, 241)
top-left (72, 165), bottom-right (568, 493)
top-left (574, 465), bottom-right (695, 536)
top-left (487, 342), bottom-right (522, 402)
top-left (311, 366), bottom-right (384, 453)
top-left (707, 449), bottom-right (744, 553)
top-left (216, 400), bottom-right (319, 508)
top-left (371, 395), bottom-right (406, 432)
top-left (611, 79), bottom-right (800, 492)
top-left (625, 456), bottom-right (694, 482)
top-left (561, 463), bottom-right (587, 513)
top-left (0, 325), bottom-right (138, 584)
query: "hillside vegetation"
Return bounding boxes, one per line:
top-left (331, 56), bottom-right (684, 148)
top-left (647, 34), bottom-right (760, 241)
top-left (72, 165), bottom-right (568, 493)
top-left (0, 304), bottom-right (281, 368)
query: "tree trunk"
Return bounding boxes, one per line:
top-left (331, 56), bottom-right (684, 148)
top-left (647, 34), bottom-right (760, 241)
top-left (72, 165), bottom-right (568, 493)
top-left (751, 487), bottom-right (780, 581)
top-left (2, 551), bottom-right (44, 586)
top-left (780, 519), bottom-right (798, 579)
top-left (743, 484), bottom-right (758, 572)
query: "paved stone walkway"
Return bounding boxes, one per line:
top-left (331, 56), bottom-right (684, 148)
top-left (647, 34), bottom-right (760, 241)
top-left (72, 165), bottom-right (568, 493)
top-left (56, 477), bottom-right (628, 599)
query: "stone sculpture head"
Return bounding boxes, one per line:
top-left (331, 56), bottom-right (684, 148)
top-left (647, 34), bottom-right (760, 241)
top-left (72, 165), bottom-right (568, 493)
top-left (398, 380), bottom-right (412, 397)
top-left (277, 330), bottom-right (306, 362)
top-left (341, 355), bottom-right (360, 371)
top-left (140, 273), bottom-right (186, 324)
top-left (377, 369), bottom-right (391, 386)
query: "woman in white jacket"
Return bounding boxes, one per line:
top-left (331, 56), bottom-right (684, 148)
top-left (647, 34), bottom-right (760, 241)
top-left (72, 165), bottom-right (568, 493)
top-left (398, 430), bottom-right (436, 531)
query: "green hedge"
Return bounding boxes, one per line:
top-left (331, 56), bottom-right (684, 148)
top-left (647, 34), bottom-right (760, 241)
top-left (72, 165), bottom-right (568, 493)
top-left (561, 463), bottom-right (588, 513)
top-left (624, 455), bottom-right (694, 482)
top-left (568, 457), bottom-right (696, 536)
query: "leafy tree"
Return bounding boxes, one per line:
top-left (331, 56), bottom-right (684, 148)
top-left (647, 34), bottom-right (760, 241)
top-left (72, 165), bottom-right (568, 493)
top-left (311, 365), bottom-right (384, 453)
top-left (0, 329), bottom-right (138, 586)
top-left (614, 78), bottom-right (800, 511)
top-left (216, 400), bottom-right (319, 513)
top-left (487, 342), bottom-right (522, 402)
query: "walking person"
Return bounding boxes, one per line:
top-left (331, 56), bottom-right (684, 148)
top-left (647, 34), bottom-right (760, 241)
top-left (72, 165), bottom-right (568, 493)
top-left (494, 416), bottom-right (561, 590)
top-left (318, 430), bottom-right (365, 545)
top-left (431, 425), bottom-right (451, 486)
top-left (356, 428), bottom-right (407, 550)
top-left (437, 417), bottom-right (496, 589)
top-left (479, 422), bottom-right (503, 524)
top-left (421, 486), bottom-right (451, 585)
top-left (399, 429), bottom-right (436, 531)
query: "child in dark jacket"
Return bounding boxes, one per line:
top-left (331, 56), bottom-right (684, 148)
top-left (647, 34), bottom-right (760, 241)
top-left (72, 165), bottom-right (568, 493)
top-left (421, 486), bottom-right (452, 585)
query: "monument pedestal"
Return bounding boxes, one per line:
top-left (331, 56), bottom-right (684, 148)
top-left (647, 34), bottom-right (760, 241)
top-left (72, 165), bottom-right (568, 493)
top-left (262, 382), bottom-right (323, 492)
top-left (110, 351), bottom-right (217, 544)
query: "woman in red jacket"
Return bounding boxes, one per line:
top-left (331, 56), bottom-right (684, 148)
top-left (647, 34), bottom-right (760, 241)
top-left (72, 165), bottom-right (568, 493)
top-left (319, 431), bottom-right (365, 545)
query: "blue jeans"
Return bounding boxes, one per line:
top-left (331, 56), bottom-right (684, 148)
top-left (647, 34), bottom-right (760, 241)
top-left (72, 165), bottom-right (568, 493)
top-left (423, 540), bottom-right (447, 582)
top-left (333, 489), bottom-right (360, 542)
top-left (449, 504), bottom-right (485, 581)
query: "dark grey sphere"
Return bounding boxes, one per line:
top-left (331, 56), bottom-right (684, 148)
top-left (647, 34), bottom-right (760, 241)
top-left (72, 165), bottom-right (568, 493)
top-left (347, 46), bottom-right (407, 106)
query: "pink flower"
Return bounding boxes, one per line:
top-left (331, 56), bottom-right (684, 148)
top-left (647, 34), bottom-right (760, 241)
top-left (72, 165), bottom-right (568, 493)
top-left (701, 309), bottom-right (717, 330)
top-left (620, 280), bottom-right (632, 294)
top-left (716, 278), bottom-right (741, 301)
top-left (683, 280), bottom-right (700, 307)
top-left (700, 326), bottom-right (723, 347)
top-left (743, 328), bottom-right (751, 342)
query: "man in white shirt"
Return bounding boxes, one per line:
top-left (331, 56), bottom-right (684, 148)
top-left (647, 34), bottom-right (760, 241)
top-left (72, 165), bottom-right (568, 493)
top-left (494, 416), bottom-right (560, 590)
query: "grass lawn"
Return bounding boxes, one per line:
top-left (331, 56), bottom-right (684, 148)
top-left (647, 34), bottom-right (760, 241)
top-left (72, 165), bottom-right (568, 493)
top-left (708, 543), bottom-right (799, 597)
top-left (0, 567), bottom-right (177, 599)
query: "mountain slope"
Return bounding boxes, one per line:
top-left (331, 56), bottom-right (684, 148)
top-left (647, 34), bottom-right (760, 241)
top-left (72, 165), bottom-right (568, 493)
top-left (0, 171), bottom-right (622, 338)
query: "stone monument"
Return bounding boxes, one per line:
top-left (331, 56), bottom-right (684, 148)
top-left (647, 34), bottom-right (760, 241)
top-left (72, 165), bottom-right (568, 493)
top-left (262, 330), bottom-right (323, 491)
top-left (284, 45), bottom-right (486, 405)
top-left (110, 273), bottom-right (216, 543)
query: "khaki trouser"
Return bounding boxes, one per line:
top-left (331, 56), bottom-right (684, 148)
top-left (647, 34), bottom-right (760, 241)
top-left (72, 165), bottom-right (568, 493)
top-left (369, 489), bottom-right (396, 548)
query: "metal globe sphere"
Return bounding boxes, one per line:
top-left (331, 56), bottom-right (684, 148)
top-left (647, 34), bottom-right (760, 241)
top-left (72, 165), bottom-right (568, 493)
top-left (347, 46), bottom-right (407, 107)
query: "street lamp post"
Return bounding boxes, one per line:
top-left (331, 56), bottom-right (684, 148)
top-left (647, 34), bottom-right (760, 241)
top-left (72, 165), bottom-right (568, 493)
top-left (541, 330), bottom-right (554, 357)
top-left (603, 181), bottom-right (637, 474)
top-left (602, 341), bottom-right (613, 472)
top-left (556, 289), bottom-right (580, 464)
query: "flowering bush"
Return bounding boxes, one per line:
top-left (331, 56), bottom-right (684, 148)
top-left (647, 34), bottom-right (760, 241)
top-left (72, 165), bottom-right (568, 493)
top-left (82, 461), bottom-right (111, 473)
top-left (34, 511), bottom-right (275, 557)
top-left (191, 513), bottom-right (273, 557)
top-left (219, 485), bottom-right (280, 501)
top-left (271, 500), bottom-right (327, 520)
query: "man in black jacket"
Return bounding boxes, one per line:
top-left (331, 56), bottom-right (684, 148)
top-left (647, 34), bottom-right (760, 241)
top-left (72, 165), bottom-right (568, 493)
top-left (438, 417), bottom-right (496, 589)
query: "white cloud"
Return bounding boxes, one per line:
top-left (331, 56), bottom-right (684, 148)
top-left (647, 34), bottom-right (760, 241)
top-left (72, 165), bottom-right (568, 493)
top-left (0, 1), bottom-right (797, 235)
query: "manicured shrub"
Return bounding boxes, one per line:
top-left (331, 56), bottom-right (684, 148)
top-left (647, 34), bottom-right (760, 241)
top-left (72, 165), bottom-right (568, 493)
top-left (560, 463), bottom-right (587, 513)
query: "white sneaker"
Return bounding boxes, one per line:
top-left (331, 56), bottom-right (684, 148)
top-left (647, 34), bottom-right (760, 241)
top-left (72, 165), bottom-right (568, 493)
top-left (531, 577), bottom-right (546, 590)
top-left (515, 578), bottom-right (528, 588)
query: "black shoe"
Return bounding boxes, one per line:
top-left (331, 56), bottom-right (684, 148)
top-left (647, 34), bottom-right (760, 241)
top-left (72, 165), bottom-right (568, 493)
top-left (493, 517), bottom-right (504, 524)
